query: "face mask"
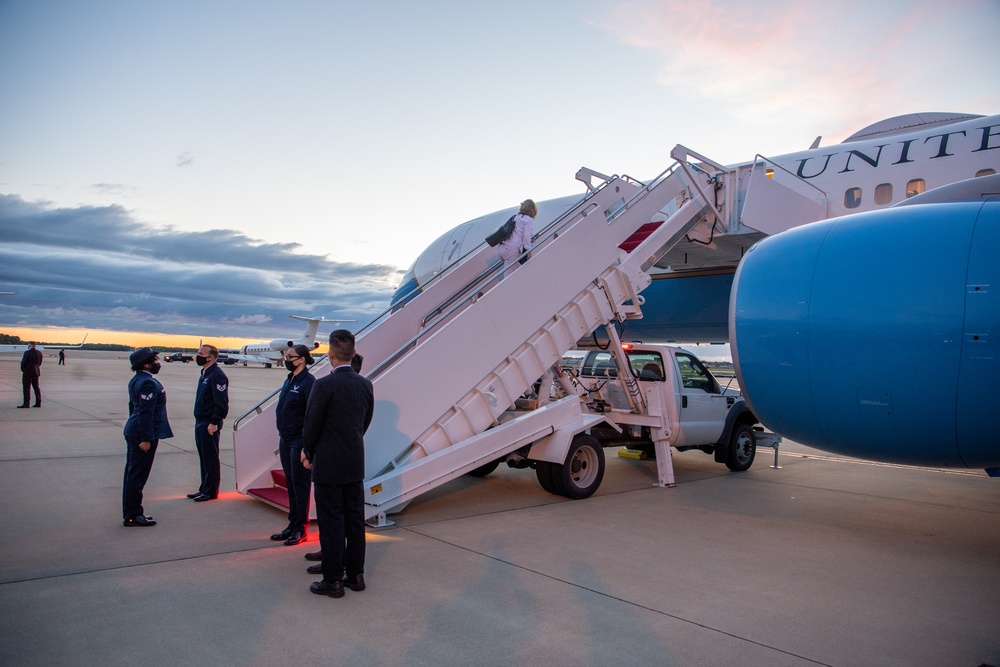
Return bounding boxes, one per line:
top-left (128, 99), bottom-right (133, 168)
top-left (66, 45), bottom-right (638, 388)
top-left (196, 355), bottom-right (209, 366)
top-left (149, 361), bottom-right (161, 374)
top-left (284, 360), bottom-right (298, 372)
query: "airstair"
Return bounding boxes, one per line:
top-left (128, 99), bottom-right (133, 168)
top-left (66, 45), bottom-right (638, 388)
top-left (234, 147), bottom-right (725, 521)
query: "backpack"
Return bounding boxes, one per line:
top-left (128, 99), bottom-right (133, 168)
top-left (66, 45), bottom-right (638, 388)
top-left (485, 215), bottom-right (516, 247)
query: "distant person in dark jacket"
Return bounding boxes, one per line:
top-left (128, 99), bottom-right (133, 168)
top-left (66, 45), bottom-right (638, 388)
top-left (302, 330), bottom-right (373, 598)
top-left (270, 344), bottom-right (316, 546)
top-left (189, 344), bottom-right (229, 502)
top-left (122, 348), bottom-right (173, 527)
top-left (58, 349), bottom-right (65, 365)
top-left (18, 342), bottom-right (43, 408)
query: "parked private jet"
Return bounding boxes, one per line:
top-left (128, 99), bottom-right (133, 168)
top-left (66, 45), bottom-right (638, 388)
top-left (224, 315), bottom-right (352, 367)
top-left (0, 334), bottom-right (88, 354)
top-left (391, 112), bottom-right (1000, 471)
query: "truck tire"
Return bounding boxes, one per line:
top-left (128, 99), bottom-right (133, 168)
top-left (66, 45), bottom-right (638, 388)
top-left (554, 434), bottom-right (605, 499)
top-left (467, 459), bottom-right (501, 477)
top-left (535, 461), bottom-right (563, 495)
top-left (726, 422), bottom-right (756, 472)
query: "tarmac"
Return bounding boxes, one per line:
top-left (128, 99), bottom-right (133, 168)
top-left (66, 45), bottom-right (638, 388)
top-left (0, 350), bottom-right (998, 667)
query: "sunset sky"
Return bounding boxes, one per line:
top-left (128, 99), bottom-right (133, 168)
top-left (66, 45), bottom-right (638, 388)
top-left (2, 0), bottom-right (998, 350)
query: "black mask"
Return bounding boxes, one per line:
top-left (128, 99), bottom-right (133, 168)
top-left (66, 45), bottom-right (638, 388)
top-left (196, 355), bottom-right (209, 366)
top-left (284, 360), bottom-right (298, 372)
top-left (148, 361), bottom-right (161, 374)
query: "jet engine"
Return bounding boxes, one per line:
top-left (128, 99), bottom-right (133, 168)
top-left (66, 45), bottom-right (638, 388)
top-left (730, 198), bottom-right (999, 469)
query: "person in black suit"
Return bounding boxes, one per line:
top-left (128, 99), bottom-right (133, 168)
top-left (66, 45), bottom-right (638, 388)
top-left (122, 348), bottom-right (173, 527)
top-left (302, 330), bottom-right (374, 598)
top-left (18, 342), bottom-right (43, 408)
top-left (189, 344), bottom-right (229, 502)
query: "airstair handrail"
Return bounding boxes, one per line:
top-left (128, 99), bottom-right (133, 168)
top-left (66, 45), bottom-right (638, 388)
top-left (741, 153), bottom-right (830, 225)
top-left (233, 355), bottom-right (330, 430)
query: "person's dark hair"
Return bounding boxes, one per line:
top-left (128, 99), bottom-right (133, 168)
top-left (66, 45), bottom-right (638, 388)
top-left (202, 344), bottom-right (219, 359)
top-left (328, 329), bottom-right (356, 363)
top-left (350, 353), bottom-right (363, 373)
top-left (291, 344), bottom-right (313, 365)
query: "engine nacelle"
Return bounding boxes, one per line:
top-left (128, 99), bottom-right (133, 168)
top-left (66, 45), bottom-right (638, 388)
top-left (730, 200), bottom-right (999, 468)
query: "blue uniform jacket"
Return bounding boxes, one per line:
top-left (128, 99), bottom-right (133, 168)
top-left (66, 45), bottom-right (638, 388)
top-left (194, 363), bottom-right (229, 425)
top-left (276, 369), bottom-right (315, 438)
top-left (124, 371), bottom-right (174, 441)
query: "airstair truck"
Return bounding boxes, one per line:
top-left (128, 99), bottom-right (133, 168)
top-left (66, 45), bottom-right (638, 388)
top-left (234, 148), bottom-right (780, 524)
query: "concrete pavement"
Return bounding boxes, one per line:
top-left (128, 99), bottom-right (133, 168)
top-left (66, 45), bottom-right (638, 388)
top-left (1, 351), bottom-right (998, 666)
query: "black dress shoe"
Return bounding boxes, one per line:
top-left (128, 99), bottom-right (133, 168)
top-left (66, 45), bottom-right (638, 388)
top-left (271, 527), bottom-right (294, 541)
top-left (123, 515), bottom-right (156, 527)
top-left (304, 550), bottom-right (323, 561)
top-left (344, 573), bottom-right (366, 591)
top-left (306, 563), bottom-right (323, 575)
top-left (32, 404), bottom-right (41, 407)
top-left (186, 492), bottom-right (202, 499)
top-left (193, 494), bottom-right (217, 502)
top-left (16, 404), bottom-right (29, 409)
top-left (283, 531), bottom-right (306, 546)
top-left (310, 579), bottom-right (344, 598)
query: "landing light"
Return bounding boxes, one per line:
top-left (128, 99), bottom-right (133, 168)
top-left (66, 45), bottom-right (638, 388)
top-left (765, 168), bottom-right (774, 179)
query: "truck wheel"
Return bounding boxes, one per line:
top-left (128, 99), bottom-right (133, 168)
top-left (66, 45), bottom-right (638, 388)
top-left (555, 434), bottom-right (605, 499)
top-left (535, 461), bottom-right (563, 495)
top-left (726, 423), bottom-right (756, 472)
top-left (467, 459), bottom-right (501, 477)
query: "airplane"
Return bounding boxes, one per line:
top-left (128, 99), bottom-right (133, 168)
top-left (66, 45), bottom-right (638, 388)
top-left (392, 111), bottom-right (1000, 471)
top-left (0, 334), bottom-right (89, 354)
top-left (224, 315), bottom-right (354, 367)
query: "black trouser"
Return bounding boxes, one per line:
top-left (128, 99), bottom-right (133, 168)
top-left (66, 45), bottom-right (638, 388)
top-left (22, 375), bottom-right (40, 406)
top-left (278, 437), bottom-right (311, 533)
top-left (314, 481), bottom-right (365, 582)
top-left (123, 436), bottom-right (158, 519)
top-left (194, 420), bottom-right (221, 497)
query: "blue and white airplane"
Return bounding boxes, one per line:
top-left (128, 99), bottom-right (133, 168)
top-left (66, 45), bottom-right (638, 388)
top-left (394, 112), bottom-right (1000, 471)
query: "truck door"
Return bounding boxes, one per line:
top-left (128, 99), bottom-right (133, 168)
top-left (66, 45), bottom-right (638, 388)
top-left (675, 352), bottom-right (728, 444)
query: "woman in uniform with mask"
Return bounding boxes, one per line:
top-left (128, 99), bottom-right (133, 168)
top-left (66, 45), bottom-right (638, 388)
top-left (269, 344), bottom-right (316, 546)
top-left (122, 347), bottom-right (173, 527)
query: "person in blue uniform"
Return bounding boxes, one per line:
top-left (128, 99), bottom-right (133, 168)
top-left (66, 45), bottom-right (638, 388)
top-left (302, 330), bottom-right (374, 598)
top-left (122, 348), bottom-right (172, 527)
top-left (269, 344), bottom-right (316, 546)
top-left (189, 344), bottom-right (229, 502)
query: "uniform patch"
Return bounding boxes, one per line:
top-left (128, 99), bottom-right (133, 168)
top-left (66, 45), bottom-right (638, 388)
top-left (216, 383), bottom-right (227, 392)
top-left (141, 393), bottom-right (154, 401)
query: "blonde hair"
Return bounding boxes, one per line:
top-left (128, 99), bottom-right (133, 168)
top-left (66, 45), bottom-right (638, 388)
top-left (519, 199), bottom-right (538, 218)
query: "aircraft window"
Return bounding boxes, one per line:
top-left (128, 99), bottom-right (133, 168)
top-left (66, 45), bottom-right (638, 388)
top-left (906, 179), bottom-right (925, 198)
top-left (676, 353), bottom-right (719, 393)
top-left (874, 183), bottom-right (893, 205)
top-left (976, 169), bottom-right (996, 177)
top-left (844, 187), bottom-right (862, 209)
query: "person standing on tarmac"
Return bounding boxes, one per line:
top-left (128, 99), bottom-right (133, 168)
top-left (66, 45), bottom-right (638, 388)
top-left (269, 344), bottom-right (316, 546)
top-left (189, 344), bottom-right (229, 502)
top-left (122, 348), bottom-right (172, 527)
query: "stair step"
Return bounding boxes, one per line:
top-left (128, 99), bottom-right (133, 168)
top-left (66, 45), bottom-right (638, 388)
top-left (270, 469), bottom-right (287, 488)
top-left (248, 486), bottom-right (290, 510)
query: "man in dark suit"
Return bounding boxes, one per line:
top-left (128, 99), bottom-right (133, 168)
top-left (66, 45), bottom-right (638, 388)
top-left (302, 330), bottom-right (374, 598)
top-left (122, 348), bottom-right (173, 526)
top-left (18, 342), bottom-right (43, 408)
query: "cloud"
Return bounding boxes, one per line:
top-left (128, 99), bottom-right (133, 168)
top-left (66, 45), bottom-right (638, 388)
top-left (0, 194), bottom-right (403, 338)
top-left (596, 0), bottom-right (1000, 140)
top-left (175, 151), bottom-right (197, 168)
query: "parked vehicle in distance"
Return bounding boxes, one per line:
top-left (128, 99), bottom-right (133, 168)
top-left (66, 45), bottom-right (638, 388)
top-left (164, 352), bottom-right (194, 363)
top-left (217, 354), bottom-right (239, 365)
